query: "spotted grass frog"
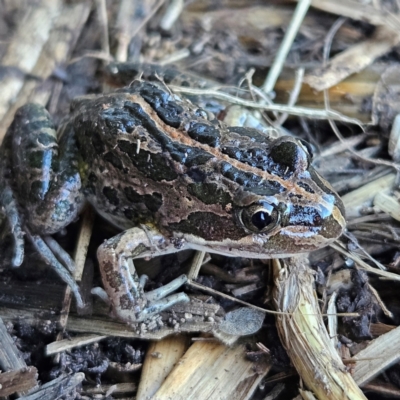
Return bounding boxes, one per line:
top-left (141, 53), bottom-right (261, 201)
top-left (0, 79), bottom-right (345, 325)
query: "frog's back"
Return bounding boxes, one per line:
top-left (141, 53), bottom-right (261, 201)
top-left (72, 80), bottom-right (344, 254)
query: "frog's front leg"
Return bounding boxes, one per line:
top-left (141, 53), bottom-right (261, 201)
top-left (97, 225), bottom-right (190, 324)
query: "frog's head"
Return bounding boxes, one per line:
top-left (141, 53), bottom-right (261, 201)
top-left (232, 136), bottom-right (346, 257)
top-left (176, 136), bottom-right (345, 258)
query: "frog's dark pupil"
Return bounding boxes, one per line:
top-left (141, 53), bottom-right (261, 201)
top-left (252, 211), bottom-right (272, 230)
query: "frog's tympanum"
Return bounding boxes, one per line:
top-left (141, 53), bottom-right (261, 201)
top-left (0, 80), bottom-right (345, 325)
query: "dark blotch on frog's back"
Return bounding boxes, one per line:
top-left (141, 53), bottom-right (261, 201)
top-left (221, 145), bottom-right (272, 171)
top-left (221, 127), bottom-right (292, 178)
top-left (103, 186), bottom-right (119, 206)
top-left (228, 126), bottom-right (268, 143)
top-left (270, 141), bottom-right (309, 173)
top-left (89, 131), bottom-right (105, 154)
top-left (168, 211), bottom-right (246, 241)
top-left (221, 162), bottom-right (284, 196)
top-left (104, 151), bottom-right (124, 170)
top-left (168, 142), bottom-right (213, 167)
top-left (132, 81), bottom-right (184, 128)
top-left (187, 168), bottom-right (207, 183)
top-left (101, 106), bottom-right (140, 134)
top-left (122, 101), bottom-right (213, 167)
top-left (124, 186), bottom-right (163, 212)
top-left (187, 122), bottom-right (220, 147)
top-left (117, 140), bottom-right (178, 182)
top-left (187, 182), bottom-right (232, 207)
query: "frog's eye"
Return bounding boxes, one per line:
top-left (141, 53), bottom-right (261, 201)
top-left (239, 202), bottom-right (280, 233)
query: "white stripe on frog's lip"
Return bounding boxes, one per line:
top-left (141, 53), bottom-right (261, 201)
top-left (185, 240), bottom-right (319, 259)
top-left (179, 227), bottom-right (341, 260)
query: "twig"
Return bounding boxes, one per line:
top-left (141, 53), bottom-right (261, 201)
top-left (262, 0), bottom-right (311, 94)
top-left (273, 256), bottom-right (367, 400)
top-left (160, 0), bottom-right (184, 31)
top-left (169, 85), bottom-right (362, 124)
top-left (321, 19), bottom-right (400, 171)
top-left (274, 67), bottom-right (305, 127)
top-left (95, 0), bottom-right (110, 60)
top-left (130, 0), bottom-right (166, 40)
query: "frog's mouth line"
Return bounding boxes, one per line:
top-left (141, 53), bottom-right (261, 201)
top-left (178, 224), bottom-right (342, 259)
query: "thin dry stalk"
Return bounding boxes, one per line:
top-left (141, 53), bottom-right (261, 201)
top-left (53, 207), bottom-right (95, 363)
top-left (45, 334), bottom-right (107, 356)
top-left (82, 383), bottom-right (136, 397)
top-left (273, 256), bottom-right (366, 400)
top-left (160, 0), bottom-right (184, 31)
top-left (95, 0), bottom-right (110, 59)
top-left (169, 85), bottom-right (361, 124)
top-left (262, 0), bottom-right (311, 93)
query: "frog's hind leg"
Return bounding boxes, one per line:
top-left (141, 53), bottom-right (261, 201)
top-left (1, 103), bottom-right (85, 307)
top-left (97, 226), bottom-right (189, 325)
top-left (26, 228), bottom-right (84, 308)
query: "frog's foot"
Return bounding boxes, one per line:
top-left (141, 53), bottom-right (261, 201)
top-left (0, 185), bottom-right (83, 308)
top-left (97, 226), bottom-right (190, 324)
top-left (0, 185), bottom-right (25, 267)
top-left (25, 228), bottom-right (84, 308)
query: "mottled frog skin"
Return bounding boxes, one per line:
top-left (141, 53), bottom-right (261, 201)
top-left (0, 79), bottom-right (345, 325)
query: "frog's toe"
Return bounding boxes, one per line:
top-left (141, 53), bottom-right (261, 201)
top-left (26, 229), bottom-right (84, 309)
top-left (145, 274), bottom-right (188, 302)
top-left (43, 235), bottom-right (76, 273)
top-left (138, 292), bottom-right (190, 321)
top-left (137, 274), bottom-right (189, 320)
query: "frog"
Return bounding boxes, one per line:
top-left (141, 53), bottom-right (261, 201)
top-left (0, 78), bottom-right (346, 326)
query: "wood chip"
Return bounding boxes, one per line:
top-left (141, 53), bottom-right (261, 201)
top-left (373, 192), bottom-right (400, 221)
top-left (305, 0), bottom-right (400, 29)
top-left (304, 26), bottom-right (400, 91)
top-left (45, 334), bottom-right (108, 356)
top-left (137, 335), bottom-right (191, 400)
top-left (352, 324), bottom-right (400, 386)
top-left (341, 173), bottom-right (396, 218)
top-left (19, 373), bottom-right (84, 400)
top-left (0, 317), bottom-right (26, 371)
top-left (0, 367), bottom-right (38, 397)
top-left (151, 340), bottom-right (271, 400)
